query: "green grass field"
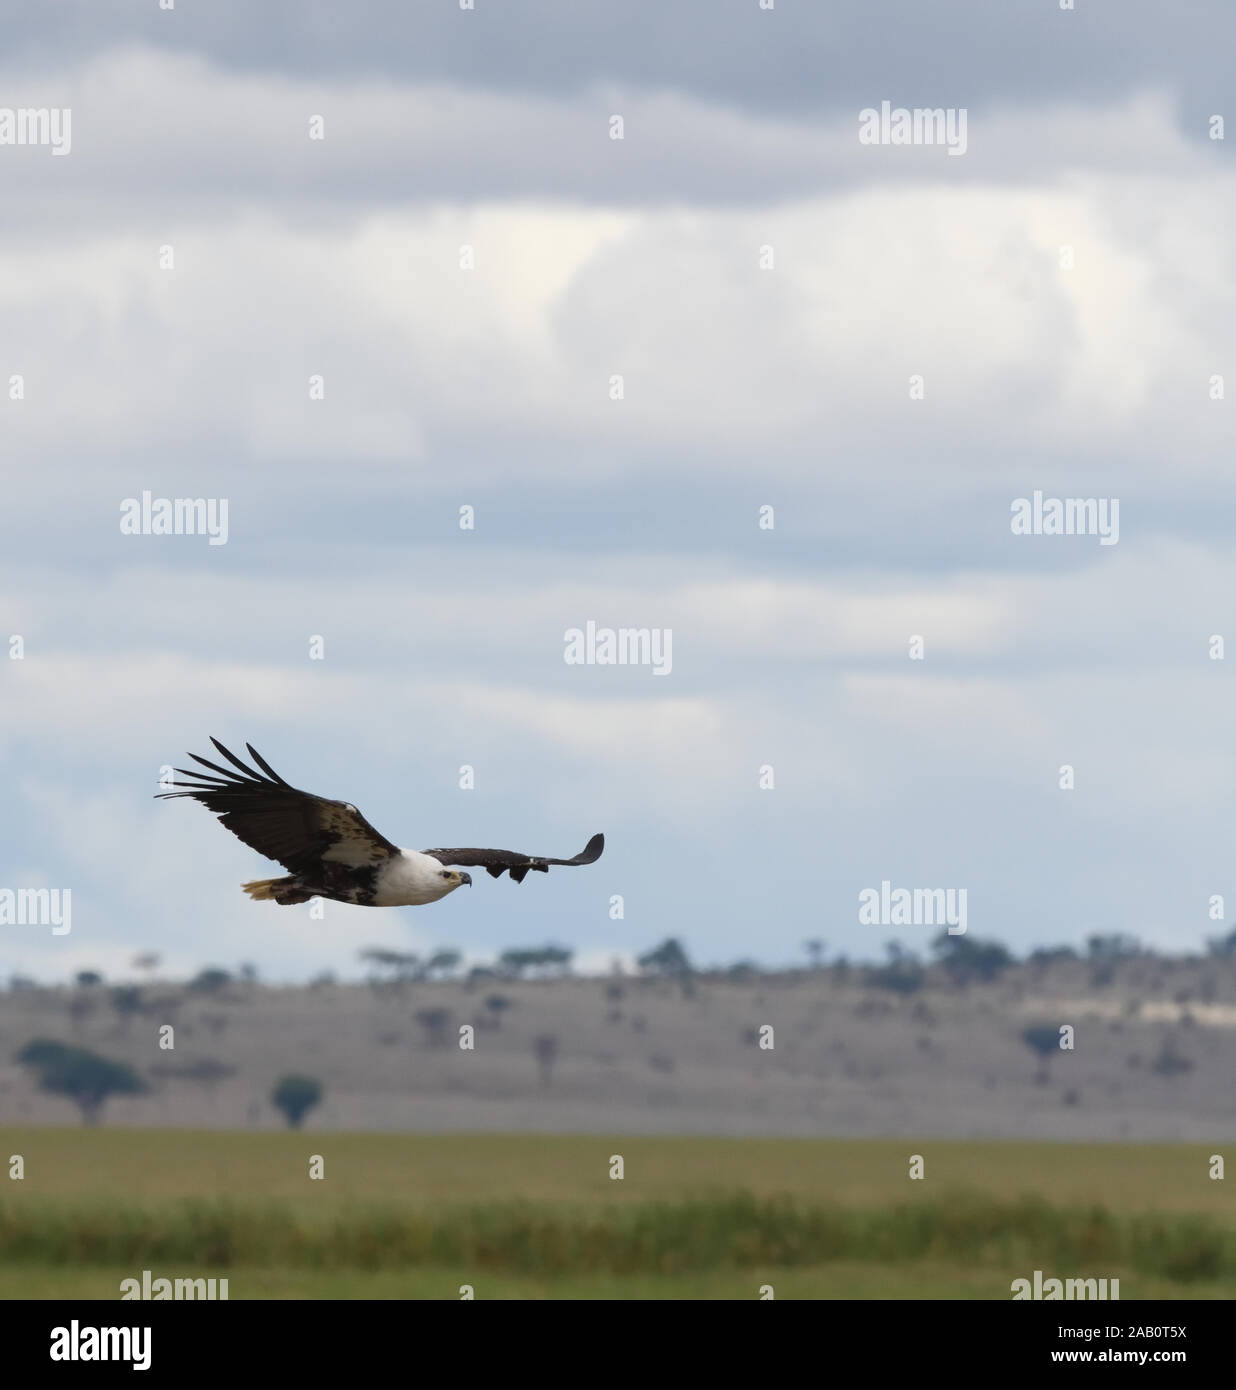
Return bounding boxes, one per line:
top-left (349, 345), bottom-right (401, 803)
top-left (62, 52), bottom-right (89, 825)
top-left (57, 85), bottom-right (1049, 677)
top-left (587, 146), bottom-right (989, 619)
top-left (1, 1130), bottom-right (1231, 1299)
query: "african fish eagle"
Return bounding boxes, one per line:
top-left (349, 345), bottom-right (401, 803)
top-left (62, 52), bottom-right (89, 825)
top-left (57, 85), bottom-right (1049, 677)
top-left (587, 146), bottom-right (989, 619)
top-left (157, 738), bottom-right (604, 908)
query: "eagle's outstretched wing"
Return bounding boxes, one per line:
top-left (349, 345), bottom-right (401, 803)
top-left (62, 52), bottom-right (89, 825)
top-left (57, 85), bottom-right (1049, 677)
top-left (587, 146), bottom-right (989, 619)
top-left (422, 833), bottom-right (604, 884)
top-left (156, 738), bottom-right (399, 874)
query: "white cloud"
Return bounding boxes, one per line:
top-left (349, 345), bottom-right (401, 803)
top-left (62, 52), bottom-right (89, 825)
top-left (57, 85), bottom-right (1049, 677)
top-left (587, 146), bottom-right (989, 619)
top-left (0, 52), bottom-right (1229, 484)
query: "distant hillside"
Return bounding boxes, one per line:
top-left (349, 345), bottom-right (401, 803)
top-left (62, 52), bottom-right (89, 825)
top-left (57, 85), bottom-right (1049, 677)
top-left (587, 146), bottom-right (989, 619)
top-left (2, 952), bottom-right (1235, 1138)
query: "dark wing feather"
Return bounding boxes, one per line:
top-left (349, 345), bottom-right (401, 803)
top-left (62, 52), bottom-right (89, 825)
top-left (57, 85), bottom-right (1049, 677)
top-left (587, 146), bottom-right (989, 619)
top-left (156, 738), bottom-right (399, 875)
top-left (422, 833), bottom-right (604, 884)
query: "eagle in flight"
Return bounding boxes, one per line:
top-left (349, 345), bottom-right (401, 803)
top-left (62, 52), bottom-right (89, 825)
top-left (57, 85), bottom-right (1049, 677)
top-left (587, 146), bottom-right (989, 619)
top-left (158, 738), bottom-right (604, 908)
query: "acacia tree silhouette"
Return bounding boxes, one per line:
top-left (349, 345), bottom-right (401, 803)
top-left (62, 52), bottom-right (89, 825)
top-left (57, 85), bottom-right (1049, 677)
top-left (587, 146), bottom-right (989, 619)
top-left (271, 1075), bottom-right (323, 1128)
top-left (16, 1039), bottom-right (143, 1125)
top-left (1021, 1025), bottom-right (1061, 1084)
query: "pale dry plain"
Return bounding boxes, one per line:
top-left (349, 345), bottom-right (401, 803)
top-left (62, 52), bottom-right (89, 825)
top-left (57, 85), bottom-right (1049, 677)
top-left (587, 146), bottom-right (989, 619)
top-left (2, 954), bottom-right (1234, 1140)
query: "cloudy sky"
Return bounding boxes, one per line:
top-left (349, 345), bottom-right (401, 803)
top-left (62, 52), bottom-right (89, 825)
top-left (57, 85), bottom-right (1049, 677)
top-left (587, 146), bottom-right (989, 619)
top-left (2, 1), bottom-right (1235, 983)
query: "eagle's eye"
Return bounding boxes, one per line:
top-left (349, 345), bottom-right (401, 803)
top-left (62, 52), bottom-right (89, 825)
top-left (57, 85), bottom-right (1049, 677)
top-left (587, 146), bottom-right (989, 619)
top-left (441, 870), bottom-right (452, 879)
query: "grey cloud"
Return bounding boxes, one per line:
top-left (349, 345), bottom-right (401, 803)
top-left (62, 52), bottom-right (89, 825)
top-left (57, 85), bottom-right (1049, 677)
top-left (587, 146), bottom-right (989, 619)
top-left (1, 0), bottom-right (1232, 121)
top-left (0, 49), bottom-right (1217, 225)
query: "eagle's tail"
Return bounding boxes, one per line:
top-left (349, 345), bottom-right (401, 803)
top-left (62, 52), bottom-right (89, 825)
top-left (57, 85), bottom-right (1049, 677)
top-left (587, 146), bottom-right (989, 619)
top-left (242, 876), bottom-right (312, 905)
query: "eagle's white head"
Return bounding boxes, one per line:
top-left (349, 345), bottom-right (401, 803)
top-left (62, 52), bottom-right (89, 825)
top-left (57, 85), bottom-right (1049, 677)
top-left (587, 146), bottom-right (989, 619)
top-left (374, 851), bottom-right (472, 907)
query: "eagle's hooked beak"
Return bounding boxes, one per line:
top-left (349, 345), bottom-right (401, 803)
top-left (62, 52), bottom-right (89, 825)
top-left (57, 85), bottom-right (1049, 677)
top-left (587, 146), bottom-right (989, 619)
top-left (459, 872), bottom-right (472, 887)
